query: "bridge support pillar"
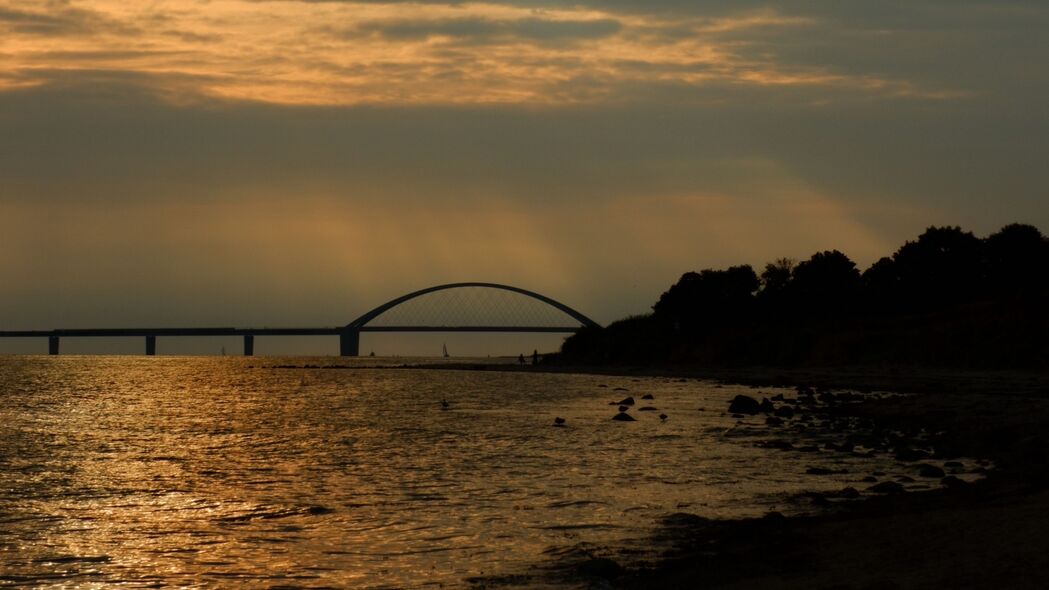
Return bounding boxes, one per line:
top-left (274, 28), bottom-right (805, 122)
top-left (244, 335), bottom-right (254, 356)
top-left (145, 336), bottom-right (156, 356)
top-left (339, 329), bottom-right (360, 357)
top-left (48, 336), bottom-right (60, 355)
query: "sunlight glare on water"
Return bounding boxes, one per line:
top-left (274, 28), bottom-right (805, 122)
top-left (0, 356), bottom-right (927, 587)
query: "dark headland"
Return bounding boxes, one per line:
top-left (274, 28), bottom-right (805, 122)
top-left (456, 224), bottom-right (1049, 588)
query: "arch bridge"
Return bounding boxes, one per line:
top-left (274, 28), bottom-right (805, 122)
top-left (0, 282), bottom-right (599, 356)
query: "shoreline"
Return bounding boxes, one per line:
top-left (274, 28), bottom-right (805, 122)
top-left (264, 359), bottom-right (1049, 587)
top-left (406, 361), bottom-right (1049, 397)
top-left (614, 384), bottom-right (1049, 588)
top-left (435, 362), bottom-right (1049, 588)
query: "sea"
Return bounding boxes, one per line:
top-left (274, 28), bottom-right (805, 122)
top-left (0, 356), bottom-right (971, 588)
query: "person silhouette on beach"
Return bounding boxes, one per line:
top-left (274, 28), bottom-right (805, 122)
top-left (518, 353), bottom-right (526, 365)
top-left (532, 350), bottom-right (539, 365)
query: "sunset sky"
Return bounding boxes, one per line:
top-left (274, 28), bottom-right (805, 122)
top-left (2, 1), bottom-right (1047, 354)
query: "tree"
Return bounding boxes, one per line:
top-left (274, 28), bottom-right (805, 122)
top-left (791, 250), bottom-right (861, 314)
top-left (653, 266), bottom-right (759, 330)
top-left (892, 226), bottom-right (984, 309)
top-left (760, 258), bottom-right (795, 296)
top-left (861, 256), bottom-right (900, 312)
top-left (985, 223), bottom-right (1049, 295)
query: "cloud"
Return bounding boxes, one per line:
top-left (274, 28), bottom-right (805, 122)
top-left (0, 2), bottom-right (134, 36)
top-left (0, 6), bottom-right (92, 35)
top-left (344, 16), bottom-right (622, 43)
top-left (2, 72), bottom-right (1045, 219)
top-left (0, 1), bottom-right (971, 106)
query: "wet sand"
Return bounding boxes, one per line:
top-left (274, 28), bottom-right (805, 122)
top-left (434, 363), bottom-right (1049, 589)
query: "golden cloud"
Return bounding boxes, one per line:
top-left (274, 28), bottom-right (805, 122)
top-left (0, 1), bottom-right (960, 106)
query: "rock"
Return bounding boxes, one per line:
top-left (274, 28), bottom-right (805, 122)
top-left (838, 487), bottom-right (860, 499)
top-left (638, 406), bottom-right (658, 412)
top-left (554, 417), bottom-right (566, 427)
top-left (917, 464), bottom-right (946, 478)
top-left (810, 493), bottom-right (832, 506)
top-left (613, 396), bottom-right (635, 406)
top-left (728, 395), bottom-right (761, 415)
top-left (941, 476), bottom-right (967, 489)
top-left (765, 416), bottom-right (784, 426)
top-left (896, 475), bottom-right (915, 483)
top-left (732, 413), bottom-right (746, 419)
top-left (771, 394), bottom-right (785, 402)
top-left (613, 387), bottom-right (628, 391)
top-left (895, 448), bottom-right (930, 462)
top-left (612, 412), bottom-right (636, 422)
top-left (641, 394), bottom-right (654, 400)
top-left (759, 398), bottom-right (775, 413)
top-left (806, 467), bottom-right (849, 475)
top-left (773, 405), bottom-right (795, 418)
top-left (868, 481), bottom-right (906, 494)
top-left (818, 392), bottom-right (837, 404)
top-left (618, 405), bottom-right (629, 412)
top-left (659, 413), bottom-right (668, 422)
top-left (575, 557), bottom-right (623, 579)
top-left (861, 476), bottom-right (878, 483)
top-left (757, 439), bottom-right (794, 450)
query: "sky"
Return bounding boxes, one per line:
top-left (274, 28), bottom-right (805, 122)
top-left (1, 0), bottom-right (1047, 355)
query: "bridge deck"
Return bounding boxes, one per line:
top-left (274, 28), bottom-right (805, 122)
top-left (0, 282), bottom-right (595, 356)
top-left (0, 326), bottom-right (581, 338)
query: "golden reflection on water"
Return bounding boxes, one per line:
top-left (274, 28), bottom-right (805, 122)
top-left (0, 356), bottom-right (974, 587)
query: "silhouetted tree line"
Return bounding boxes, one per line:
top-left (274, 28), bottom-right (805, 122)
top-left (559, 224), bottom-right (1049, 368)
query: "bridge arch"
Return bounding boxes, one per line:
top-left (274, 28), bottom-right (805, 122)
top-left (339, 282), bottom-right (599, 356)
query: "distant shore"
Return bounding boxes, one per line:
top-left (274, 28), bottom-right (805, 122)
top-left (429, 362), bottom-right (1049, 588)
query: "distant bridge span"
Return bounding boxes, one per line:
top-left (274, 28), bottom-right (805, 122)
top-left (0, 282), bottom-right (599, 356)
top-left (337, 282), bottom-right (599, 356)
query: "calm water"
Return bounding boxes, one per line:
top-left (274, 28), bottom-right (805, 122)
top-left (0, 356), bottom-right (964, 587)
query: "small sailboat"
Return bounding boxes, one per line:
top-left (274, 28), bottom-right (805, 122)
top-left (442, 342), bottom-right (449, 358)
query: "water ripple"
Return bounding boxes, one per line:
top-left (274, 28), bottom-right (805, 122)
top-left (0, 356), bottom-right (934, 588)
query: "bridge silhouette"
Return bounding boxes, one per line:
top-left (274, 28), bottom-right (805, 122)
top-left (0, 282), bottom-right (599, 356)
